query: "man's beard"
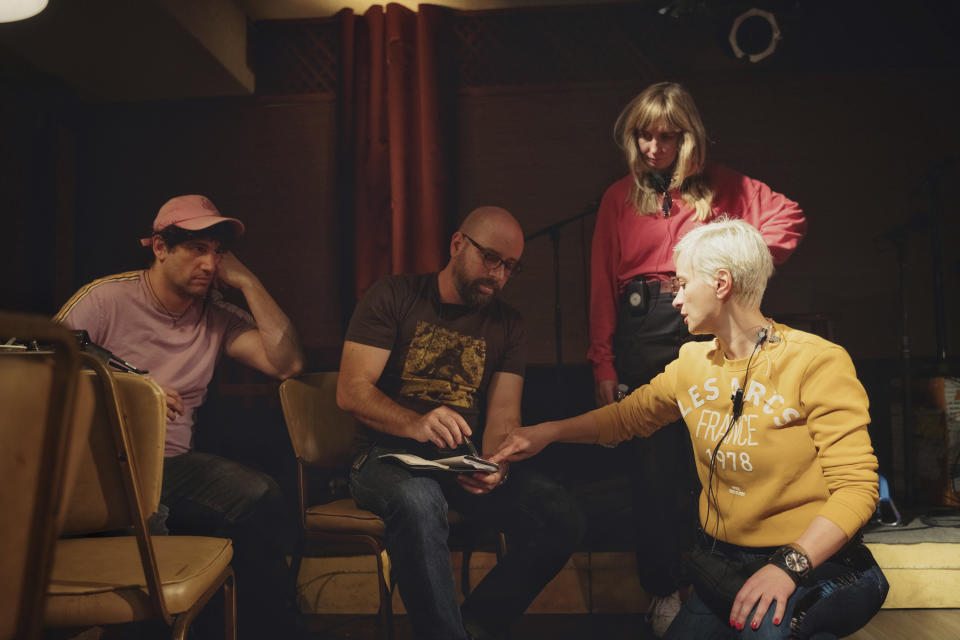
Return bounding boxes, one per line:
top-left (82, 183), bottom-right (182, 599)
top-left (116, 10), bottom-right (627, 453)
top-left (453, 261), bottom-right (500, 308)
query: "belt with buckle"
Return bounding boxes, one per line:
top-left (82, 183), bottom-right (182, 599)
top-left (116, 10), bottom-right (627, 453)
top-left (643, 276), bottom-right (679, 296)
top-left (620, 276), bottom-right (679, 312)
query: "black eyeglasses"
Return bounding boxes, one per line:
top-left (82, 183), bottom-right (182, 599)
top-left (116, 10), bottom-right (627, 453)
top-left (462, 233), bottom-right (522, 277)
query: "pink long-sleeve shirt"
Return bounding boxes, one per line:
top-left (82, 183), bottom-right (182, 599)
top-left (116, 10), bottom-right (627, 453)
top-left (588, 164), bottom-right (806, 382)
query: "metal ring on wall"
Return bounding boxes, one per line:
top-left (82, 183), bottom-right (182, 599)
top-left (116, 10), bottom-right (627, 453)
top-left (728, 8), bottom-right (781, 63)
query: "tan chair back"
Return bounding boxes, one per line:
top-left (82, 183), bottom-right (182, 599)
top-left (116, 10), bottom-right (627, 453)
top-left (61, 370), bottom-right (166, 535)
top-left (279, 372), bottom-right (357, 468)
top-left (47, 353), bottom-right (172, 624)
top-left (0, 313), bottom-right (94, 640)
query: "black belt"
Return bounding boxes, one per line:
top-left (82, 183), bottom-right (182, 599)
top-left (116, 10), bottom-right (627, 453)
top-left (621, 277), bottom-right (679, 312)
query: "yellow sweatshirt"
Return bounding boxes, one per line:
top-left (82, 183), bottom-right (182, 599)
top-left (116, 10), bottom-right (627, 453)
top-left (592, 322), bottom-right (878, 547)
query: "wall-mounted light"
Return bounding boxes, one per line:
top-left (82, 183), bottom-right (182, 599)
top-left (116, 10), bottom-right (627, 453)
top-left (729, 8), bottom-right (781, 63)
top-left (0, 0), bottom-right (48, 23)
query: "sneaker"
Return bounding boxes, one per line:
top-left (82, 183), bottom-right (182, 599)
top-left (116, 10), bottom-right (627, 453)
top-left (647, 590), bottom-right (682, 638)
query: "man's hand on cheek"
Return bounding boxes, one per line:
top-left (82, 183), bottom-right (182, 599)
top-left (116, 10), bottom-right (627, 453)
top-left (216, 251), bottom-right (256, 290)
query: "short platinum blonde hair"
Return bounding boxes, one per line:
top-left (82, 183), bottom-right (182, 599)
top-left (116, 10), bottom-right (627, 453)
top-left (614, 81), bottom-right (714, 219)
top-left (673, 218), bottom-right (773, 308)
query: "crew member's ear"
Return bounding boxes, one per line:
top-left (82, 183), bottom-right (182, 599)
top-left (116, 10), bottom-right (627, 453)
top-left (715, 269), bottom-right (734, 301)
top-left (152, 235), bottom-right (168, 262)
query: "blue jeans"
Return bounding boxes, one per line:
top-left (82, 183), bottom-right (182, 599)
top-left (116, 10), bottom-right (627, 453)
top-left (350, 444), bottom-right (585, 640)
top-left (160, 451), bottom-right (298, 637)
top-left (664, 541), bottom-right (889, 640)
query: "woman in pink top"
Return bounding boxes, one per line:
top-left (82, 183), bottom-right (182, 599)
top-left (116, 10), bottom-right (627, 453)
top-left (588, 81), bottom-right (806, 635)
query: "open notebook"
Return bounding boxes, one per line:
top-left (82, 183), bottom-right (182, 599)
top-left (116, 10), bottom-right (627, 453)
top-left (378, 452), bottom-right (499, 474)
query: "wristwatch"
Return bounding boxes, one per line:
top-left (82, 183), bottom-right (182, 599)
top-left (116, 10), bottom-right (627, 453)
top-left (767, 545), bottom-right (811, 585)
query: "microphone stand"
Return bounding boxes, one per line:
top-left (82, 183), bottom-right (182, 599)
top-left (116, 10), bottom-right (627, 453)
top-left (524, 201), bottom-right (599, 368)
top-left (890, 229), bottom-right (915, 508)
top-left (924, 162), bottom-right (954, 375)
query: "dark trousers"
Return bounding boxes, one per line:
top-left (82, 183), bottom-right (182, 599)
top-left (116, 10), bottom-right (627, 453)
top-left (350, 444), bottom-right (585, 640)
top-left (664, 539), bottom-right (888, 639)
top-left (160, 451), bottom-right (298, 638)
top-left (614, 288), bottom-right (704, 596)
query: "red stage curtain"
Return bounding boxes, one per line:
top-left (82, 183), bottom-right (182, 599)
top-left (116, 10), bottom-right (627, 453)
top-left (337, 3), bottom-right (456, 304)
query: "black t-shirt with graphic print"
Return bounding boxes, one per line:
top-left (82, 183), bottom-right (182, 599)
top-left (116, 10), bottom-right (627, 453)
top-left (345, 273), bottom-right (526, 453)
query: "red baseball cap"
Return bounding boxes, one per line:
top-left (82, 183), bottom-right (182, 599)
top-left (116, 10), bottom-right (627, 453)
top-left (140, 195), bottom-right (245, 246)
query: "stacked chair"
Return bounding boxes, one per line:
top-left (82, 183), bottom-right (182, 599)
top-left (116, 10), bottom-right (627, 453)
top-left (42, 351), bottom-right (236, 638)
top-left (0, 313), bottom-right (94, 640)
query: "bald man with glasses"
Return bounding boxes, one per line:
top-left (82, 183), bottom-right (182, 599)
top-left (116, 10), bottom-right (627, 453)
top-left (337, 206), bottom-right (584, 640)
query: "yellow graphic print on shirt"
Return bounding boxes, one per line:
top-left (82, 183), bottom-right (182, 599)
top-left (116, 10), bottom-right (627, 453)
top-left (400, 321), bottom-right (486, 408)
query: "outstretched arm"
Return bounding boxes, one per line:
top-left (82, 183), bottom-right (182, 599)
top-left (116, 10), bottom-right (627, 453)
top-left (336, 340), bottom-right (473, 448)
top-left (488, 411), bottom-right (601, 465)
top-left (220, 252), bottom-right (304, 379)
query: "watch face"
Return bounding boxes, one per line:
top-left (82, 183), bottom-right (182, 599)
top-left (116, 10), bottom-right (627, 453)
top-left (785, 550), bottom-right (809, 572)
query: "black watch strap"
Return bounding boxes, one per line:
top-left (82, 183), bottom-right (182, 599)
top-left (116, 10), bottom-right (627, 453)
top-left (767, 545), bottom-right (811, 585)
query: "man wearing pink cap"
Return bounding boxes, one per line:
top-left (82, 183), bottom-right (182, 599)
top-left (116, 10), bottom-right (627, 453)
top-left (57, 195), bottom-right (304, 636)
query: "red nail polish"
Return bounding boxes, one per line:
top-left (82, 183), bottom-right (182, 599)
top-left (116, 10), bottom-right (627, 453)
top-left (751, 620), bottom-right (759, 629)
top-left (773, 617), bottom-right (781, 625)
top-left (737, 622), bottom-right (744, 630)
top-left (730, 620), bottom-right (736, 627)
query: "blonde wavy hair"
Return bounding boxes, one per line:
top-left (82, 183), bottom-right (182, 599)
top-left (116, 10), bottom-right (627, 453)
top-left (614, 82), bottom-right (714, 220)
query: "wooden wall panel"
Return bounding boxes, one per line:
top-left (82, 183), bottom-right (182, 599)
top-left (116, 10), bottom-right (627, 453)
top-left (71, 96), bottom-right (342, 353)
top-left (454, 69), bottom-right (960, 364)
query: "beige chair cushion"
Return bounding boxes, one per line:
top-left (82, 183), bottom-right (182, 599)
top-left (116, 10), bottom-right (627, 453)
top-left (45, 536), bottom-right (233, 626)
top-left (304, 499), bottom-right (464, 537)
top-left (867, 542), bottom-right (960, 608)
top-left (305, 499), bottom-right (387, 537)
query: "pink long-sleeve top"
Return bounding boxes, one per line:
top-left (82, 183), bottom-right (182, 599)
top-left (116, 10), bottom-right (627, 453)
top-left (588, 163), bottom-right (807, 383)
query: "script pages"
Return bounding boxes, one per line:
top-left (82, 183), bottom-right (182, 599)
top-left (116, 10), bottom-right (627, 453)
top-left (379, 453), bottom-right (499, 474)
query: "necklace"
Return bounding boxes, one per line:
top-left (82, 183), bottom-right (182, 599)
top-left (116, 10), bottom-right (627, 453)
top-left (144, 270), bottom-right (190, 326)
